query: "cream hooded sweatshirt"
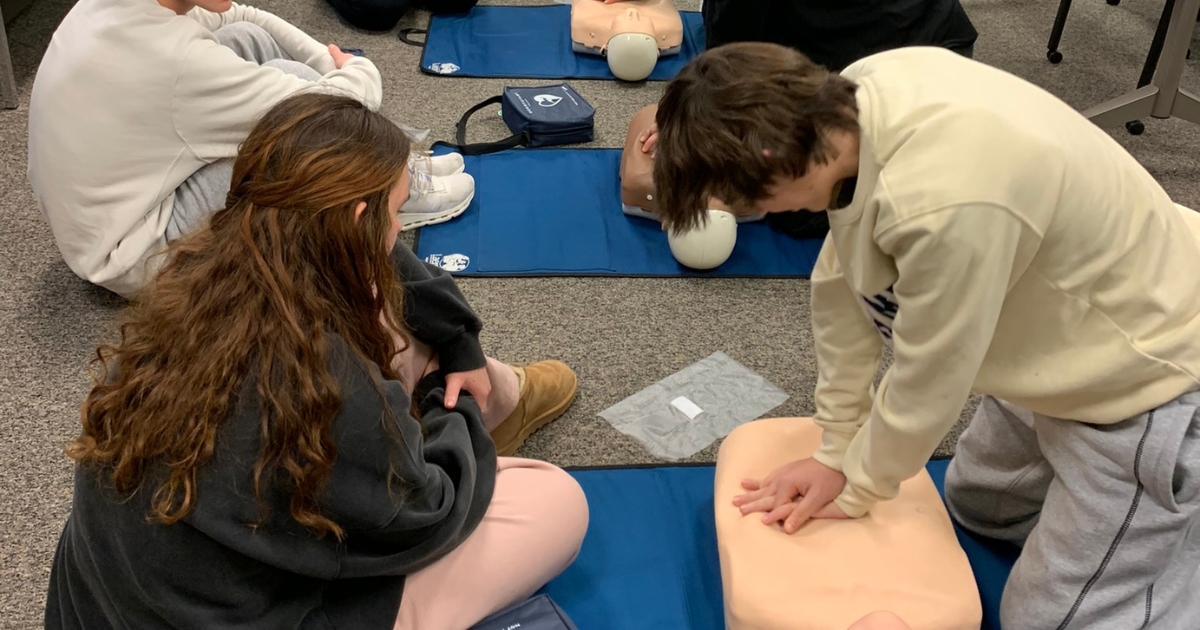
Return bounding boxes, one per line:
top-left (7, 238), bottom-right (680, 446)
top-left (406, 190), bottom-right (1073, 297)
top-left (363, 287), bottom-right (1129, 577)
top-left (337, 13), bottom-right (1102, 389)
top-left (28, 0), bottom-right (382, 297)
top-left (812, 47), bottom-right (1200, 517)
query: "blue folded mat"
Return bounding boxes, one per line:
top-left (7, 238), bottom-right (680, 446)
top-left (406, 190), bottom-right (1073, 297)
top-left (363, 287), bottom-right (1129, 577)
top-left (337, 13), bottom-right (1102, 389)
top-left (414, 147), bottom-right (823, 277)
top-left (542, 461), bottom-right (1019, 630)
top-left (411, 4), bottom-right (706, 81)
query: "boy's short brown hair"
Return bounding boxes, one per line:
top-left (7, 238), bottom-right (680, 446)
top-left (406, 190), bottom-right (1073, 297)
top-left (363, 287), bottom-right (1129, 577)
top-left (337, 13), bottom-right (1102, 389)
top-left (652, 42), bottom-right (860, 233)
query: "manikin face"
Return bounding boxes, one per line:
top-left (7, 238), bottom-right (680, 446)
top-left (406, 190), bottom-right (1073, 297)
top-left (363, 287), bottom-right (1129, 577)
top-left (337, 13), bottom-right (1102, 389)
top-left (611, 8), bottom-right (656, 37)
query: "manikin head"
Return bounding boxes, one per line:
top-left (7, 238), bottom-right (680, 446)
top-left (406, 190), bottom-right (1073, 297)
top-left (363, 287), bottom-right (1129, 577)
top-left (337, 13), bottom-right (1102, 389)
top-left (667, 208), bottom-right (738, 270)
top-left (651, 43), bottom-right (863, 234)
top-left (605, 8), bottom-right (660, 81)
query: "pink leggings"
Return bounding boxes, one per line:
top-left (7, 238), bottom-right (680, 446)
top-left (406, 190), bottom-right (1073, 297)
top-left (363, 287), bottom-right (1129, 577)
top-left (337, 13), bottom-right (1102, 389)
top-left (391, 334), bottom-right (590, 630)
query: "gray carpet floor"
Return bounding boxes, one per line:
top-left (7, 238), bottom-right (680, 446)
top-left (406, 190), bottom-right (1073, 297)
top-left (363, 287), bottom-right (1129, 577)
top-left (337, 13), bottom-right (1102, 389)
top-left (2, 0), bottom-right (1198, 625)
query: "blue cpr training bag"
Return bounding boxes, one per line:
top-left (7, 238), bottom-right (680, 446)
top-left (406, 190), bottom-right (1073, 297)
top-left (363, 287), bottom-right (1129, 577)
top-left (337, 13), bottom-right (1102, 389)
top-left (450, 84), bottom-right (595, 155)
top-left (466, 594), bottom-right (580, 630)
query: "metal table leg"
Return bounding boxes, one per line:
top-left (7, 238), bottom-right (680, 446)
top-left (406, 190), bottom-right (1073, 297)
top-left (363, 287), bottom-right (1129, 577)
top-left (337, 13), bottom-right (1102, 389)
top-left (1083, 0), bottom-right (1200, 127)
top-left (0, 4), bottom-right (17, 110)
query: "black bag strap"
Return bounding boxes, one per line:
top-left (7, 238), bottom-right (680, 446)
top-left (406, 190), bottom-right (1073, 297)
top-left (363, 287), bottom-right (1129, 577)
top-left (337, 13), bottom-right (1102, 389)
top-left (398, 28), bottom-right (427, 46)
top-left (447, 95), bottom-right (528, 156)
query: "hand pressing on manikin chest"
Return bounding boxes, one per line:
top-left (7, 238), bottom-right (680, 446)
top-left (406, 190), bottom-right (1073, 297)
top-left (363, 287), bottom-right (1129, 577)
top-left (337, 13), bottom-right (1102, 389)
top-left (732, 458), bottom-right (850, 534)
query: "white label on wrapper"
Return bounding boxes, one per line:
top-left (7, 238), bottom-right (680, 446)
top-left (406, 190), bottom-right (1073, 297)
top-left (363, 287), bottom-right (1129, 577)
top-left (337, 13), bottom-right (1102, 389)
top-left (670, 396), bottom-right (704, 420)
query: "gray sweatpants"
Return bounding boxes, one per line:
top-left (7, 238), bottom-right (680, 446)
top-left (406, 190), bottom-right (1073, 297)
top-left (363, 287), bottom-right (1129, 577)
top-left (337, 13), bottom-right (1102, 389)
top-left (945, 392), bottom-right (1200, 630)
top-left (166, 23), bottom-right (321, 241)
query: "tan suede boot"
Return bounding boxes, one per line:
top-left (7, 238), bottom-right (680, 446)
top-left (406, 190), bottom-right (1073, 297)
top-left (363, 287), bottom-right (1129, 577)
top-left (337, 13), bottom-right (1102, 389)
top-left (490, 360), bottom-right (578, 457)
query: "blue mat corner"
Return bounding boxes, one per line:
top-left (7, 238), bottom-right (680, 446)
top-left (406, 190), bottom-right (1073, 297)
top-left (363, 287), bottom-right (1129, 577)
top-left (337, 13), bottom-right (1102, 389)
top-left (541, 461), bottom-right (1019, 630)
top-left (415, 4), bottom-right (706, 81)
top-left (414, 146), bottom-right (822, 278)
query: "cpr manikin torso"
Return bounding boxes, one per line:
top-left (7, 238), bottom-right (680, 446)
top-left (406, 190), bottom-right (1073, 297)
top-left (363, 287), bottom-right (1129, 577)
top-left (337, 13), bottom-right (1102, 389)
top-left (571, 0), bottom-right (683, 81)
top-left (620, 105), bottom-right (761, 270)
top-left (715, 418), bottom-right (982, 630)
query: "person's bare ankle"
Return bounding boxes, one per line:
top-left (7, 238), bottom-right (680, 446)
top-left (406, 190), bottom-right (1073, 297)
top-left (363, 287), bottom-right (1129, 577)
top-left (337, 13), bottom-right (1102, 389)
top-left (512, 365), bottom-right (527, 392)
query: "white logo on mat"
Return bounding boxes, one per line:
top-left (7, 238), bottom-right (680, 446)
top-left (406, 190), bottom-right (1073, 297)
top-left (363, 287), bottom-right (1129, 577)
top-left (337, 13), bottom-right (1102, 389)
top-left (424, 253), bottom-right (471, 272)
top-left (533, 94), bottom-right (562, 107)
top-left (428, 62), bottom-right (460, 74)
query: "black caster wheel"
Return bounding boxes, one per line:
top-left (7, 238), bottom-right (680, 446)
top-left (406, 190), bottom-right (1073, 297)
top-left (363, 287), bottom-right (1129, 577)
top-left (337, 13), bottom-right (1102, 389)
top-left (1047, 50), bottom-right (1064, 63)
top-left (1126, 120), bottom-right (1145, 135)
top-left (1106, 0), bottom-right (1120, 5)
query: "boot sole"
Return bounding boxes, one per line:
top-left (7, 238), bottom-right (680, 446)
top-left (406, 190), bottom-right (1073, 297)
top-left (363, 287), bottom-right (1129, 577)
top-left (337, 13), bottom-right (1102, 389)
top-left (494, 371), bottom-right (578, 457)
top-left (401, 191), bottom-right (474, 230)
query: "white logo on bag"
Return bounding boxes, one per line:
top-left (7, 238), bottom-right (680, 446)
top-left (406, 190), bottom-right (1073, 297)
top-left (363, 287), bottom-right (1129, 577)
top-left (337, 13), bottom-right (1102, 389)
top-left (424, 253), bottom-right (471, 272)
top-left (533, 94), bottom-right (562, 107)
top-left (428, 62), bottom-right (460, 74)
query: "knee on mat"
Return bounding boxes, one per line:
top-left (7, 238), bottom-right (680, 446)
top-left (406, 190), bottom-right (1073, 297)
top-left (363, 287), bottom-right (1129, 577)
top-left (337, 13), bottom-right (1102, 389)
top-left (997, 586), bottom-right (1040, 630)
top-left (325, 0), bottom-right (413, 31)
top-left (940, 458), bottom-right (986, 526)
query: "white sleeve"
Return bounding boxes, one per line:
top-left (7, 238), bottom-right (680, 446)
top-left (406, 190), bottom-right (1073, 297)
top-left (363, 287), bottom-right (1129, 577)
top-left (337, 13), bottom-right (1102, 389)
top-left (809, 235), bottom-right (885, 473)
top-left (172, 40), bottom-right (382, 162)
top-left (188, 3), bottom-right (337, 75)
top-left (833, 204), bottom-right (1037, 518)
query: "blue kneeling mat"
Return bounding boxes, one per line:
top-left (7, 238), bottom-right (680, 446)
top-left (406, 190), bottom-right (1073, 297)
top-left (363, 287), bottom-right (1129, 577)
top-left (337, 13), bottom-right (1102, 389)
top-left (541, 462), bottom-right (1019, 630)
top-left (413, 147), bottom-right (823, 277)
top-left (407, 4), bottom-right (706, 81)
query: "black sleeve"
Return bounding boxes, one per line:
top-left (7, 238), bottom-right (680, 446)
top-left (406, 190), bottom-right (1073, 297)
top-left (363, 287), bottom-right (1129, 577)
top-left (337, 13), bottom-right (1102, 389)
top-left (326, 359), bottom-right (497, 579)
top-left (390, 244), bottom-right (487, 374)
top-left (176, 339), bottom-right (495, 598)
top-left (703, 0), bottom-right (782, 49)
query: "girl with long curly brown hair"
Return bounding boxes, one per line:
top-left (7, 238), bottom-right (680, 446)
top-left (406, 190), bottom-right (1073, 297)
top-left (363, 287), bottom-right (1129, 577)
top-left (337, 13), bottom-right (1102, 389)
top-left (45, 92), bottom-right (588, 630)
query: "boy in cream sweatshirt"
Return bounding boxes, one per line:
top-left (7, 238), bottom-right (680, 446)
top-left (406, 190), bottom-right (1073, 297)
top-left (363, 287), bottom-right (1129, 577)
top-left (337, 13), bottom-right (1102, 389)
top-left (28, 0), bottom-right (472, 298)
top-left (651, 43), bottom-right (1200, 629)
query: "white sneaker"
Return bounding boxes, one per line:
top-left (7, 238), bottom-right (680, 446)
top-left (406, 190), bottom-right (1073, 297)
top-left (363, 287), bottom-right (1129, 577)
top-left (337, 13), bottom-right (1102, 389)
top-left (410, 151), bottom-right (465, 177)
top-left (401, 171), bottom-right (475, 229)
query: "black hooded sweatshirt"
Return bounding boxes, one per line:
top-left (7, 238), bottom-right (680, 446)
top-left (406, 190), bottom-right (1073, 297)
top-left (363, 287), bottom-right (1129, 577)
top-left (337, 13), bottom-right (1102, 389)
top-left (44, 245), bottom-right (495, 630)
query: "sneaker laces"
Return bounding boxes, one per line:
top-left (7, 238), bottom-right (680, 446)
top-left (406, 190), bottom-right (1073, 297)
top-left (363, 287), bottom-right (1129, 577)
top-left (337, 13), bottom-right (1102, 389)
top-left (407, 155), bottom-right (439, 196)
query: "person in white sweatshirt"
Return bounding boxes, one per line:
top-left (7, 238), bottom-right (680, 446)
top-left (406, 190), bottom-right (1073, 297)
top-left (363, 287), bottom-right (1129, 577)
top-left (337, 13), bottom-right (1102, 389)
top-left (28, 0), bottom-right (474, 298)
top-left (650, 43), bottom-right (1200, 630)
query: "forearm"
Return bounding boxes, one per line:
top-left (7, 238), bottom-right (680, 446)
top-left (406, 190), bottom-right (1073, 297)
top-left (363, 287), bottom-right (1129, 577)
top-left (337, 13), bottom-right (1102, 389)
top-left (809, 238), bottom-right (884, 472)
top-left (174, 45), bottom-right (383, 159)
top-left (833, 367), bottom-right (975, 517)
top-left (192, 3), bottom-right (337, 74)
top-left (390, 245), bottom-right (486, 374)
top-left (335, 371), bottom-right (495, 577)
top-left (832, 205), bottom-right (1033, 517)
top-left (239, 5), bottom-right (338, 73)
